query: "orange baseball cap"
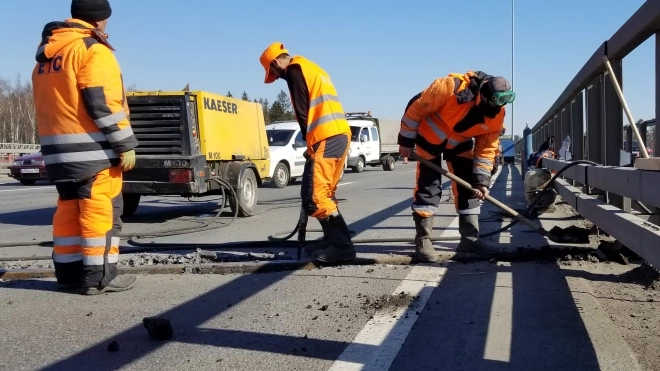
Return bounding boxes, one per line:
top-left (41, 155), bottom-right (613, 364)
top-left (260, 42), bottom-right (289, 84)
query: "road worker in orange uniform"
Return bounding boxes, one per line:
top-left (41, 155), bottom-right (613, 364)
top-left (31, 0), bottom-right (139, 295)
top-left (259, 42), bottom-right (355, 263)
top-left (399, 71), bottom-right (515, 261)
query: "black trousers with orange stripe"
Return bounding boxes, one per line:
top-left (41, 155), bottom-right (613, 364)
top-left (52, 166), bottom-right (123, 288)
top-left (412, 148), bottom-right (482, 218)
top-left (301, 133), bottom-right (350, 219)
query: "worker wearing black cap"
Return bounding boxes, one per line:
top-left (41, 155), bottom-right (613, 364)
top-left (31, 0), bottom-right (139, 295)
top-left (398, 71), bottom-right (515, 261)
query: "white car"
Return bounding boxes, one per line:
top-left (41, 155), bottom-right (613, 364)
top-left (265, 121), bottom-right (346, 188)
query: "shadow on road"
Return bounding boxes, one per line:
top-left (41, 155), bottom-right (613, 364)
top-left (1, 165), bottom-right (605, 370)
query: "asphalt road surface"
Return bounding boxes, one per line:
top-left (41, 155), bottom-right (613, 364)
top-left (0, 165), bottom-right (654, 371)
top-left (0, 163), bottom-right (458, 261)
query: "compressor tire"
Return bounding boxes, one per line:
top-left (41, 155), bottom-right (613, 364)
top-left (230, 169), bottom-right (258, 217)
top-left (122, 193), bottom-right (141, 217)
top-left (272, 162), bottom-right (290, 188)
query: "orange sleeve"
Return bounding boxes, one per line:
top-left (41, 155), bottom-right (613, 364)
top-left (77, 43), bottom-right (138, 154)
top-left (397, 77), bottom-right (455, 148)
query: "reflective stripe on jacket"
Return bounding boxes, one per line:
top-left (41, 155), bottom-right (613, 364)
top-left (398, 71), bottom-right (506, 187)
top-left (288, 56), bottom-right (351, 147)
top-left (31, 19), bottom-right (138, 182)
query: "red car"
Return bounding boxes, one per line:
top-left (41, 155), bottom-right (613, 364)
top-left (9, 152), bottom-right (49, 185)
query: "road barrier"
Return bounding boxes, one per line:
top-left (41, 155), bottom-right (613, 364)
top-left (514, 0), bottom-right (660, 269)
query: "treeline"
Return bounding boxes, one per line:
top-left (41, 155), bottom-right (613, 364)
top-left (227, 89), bottom-right (295, 124)
top-left (0, 75), bottom-right (36, 143)
top-left (0, 72), bottom-right (297, 145)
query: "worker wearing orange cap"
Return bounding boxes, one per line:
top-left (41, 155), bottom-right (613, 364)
top-left (259, 42), bottom-right (354, 263)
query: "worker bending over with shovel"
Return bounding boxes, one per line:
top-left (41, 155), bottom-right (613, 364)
top-left (31, 0), bottom-right (138, 294)
top-left (399, 72), bottom-right (514, 262)
top-left (259, 42), bottom-right (355, 263)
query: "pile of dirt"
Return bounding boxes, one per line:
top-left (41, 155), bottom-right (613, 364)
top-left (0, 261), bottom-right (53, 270)
top-left (117, 249), bottom-right (293, 267)
top-left (621, 263), bottom-right (660, 291)
top-left (359, 291), bottom-right (419, 312)
top-left (489, 245), bottom-right (602, 264)
top-left (549, 225), bottom-right (594, 244)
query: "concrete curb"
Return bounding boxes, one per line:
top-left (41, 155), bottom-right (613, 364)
top-left (0, 252), bottom-right (490, 281)
top-left (0, 246), bottom-right (602, 281)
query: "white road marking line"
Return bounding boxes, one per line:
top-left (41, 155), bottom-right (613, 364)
top-left (0, 186), bottom-right (56, 193)
top-left (505, 170), bottom-right (512, 197)
top-left (337, 182), bottom-right (354, 187)
top-left (483, 262), bottom-right (513, 362)
top-left (328, 225), bottom-right (457, 370)
top-left (327, 264), bottom-right (446, 371)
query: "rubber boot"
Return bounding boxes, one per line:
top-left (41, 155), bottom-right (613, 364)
top-left (413, 213), bottom-right (439, 262)
top-left (456, 214), bottom-right (496, 254)
top-left (312, 213), bottom-right (356, 263)
top-left (81, 274), bottom-right (137, 295)
top-left (304, 219), bottom-right (331, 255)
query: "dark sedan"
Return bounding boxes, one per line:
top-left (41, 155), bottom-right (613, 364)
top-left (9, 152), bottom-right (49, 185)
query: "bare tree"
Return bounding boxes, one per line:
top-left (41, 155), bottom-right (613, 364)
top-left (0, 71), bottom-right (287, 144)
top-left (0, 74), bottom-right (37, 143)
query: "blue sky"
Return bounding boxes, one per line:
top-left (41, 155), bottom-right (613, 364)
top-left (0, 0), bottom-right (654, 138)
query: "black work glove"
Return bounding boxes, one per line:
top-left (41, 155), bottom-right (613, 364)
top-left (303, 151), bottom-right (310, 161)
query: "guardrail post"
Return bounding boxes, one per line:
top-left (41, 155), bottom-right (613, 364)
top-left (604, 59), bottom-right (626, 210)
top-left (625, 125), bottom-right (633, 163)
top-left (585, 75), bottom-right (606, 201)
top-left (571, 92), bottom-right (584, 161)
top-left (523, 125), bottom-right (532, 175)
top-left (586, 75), bottom-right (605, 164)
top-left (561, 107), bottom-right (570, 155)
top-left (640, 121), bottom-right (647, 151)
top-left (655, 31), bottom-right (660, 159)
top-left (649, 31), bottom-right (660, 227)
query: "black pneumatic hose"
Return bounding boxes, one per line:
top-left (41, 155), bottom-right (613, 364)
top-left (0, 161), bottom-right (597, 257)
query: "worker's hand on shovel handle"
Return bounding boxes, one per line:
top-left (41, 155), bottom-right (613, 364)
top-left (473, 185), bottom-right (489, 201)
top-left (399, 146), bottom-right (413, 159)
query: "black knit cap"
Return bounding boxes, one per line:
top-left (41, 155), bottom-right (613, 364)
top-left (71, 0), bottom-right (112, 22)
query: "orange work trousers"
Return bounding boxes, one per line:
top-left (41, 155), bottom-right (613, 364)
top-left (52, 166), bottom-right (123, 288)
top-left (301, 133), bottom-right (349, 219)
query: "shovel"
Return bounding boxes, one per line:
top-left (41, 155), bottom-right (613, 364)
top-left (410, 152), bottom-right (567, 243)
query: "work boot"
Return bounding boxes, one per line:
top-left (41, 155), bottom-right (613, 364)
top-left (304, 219), bottom-right (332, 255)
top-left (413, 213), bottom-right (439, 262)
top-left (312, 213), bottom-right (356, 263)
top-left (81, 274), bottom-right (137, 295)
top-left (456, 214), bottom-right (497, 254)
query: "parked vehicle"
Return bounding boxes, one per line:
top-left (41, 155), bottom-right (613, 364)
top-left (344, 112), bottom-right (399, 173)
top-left (9, 152), bottom-right (49, 185)
top-left (500, 139), bottom-right (516, 163)
top-left (264, 120), bottom-right (345, 188)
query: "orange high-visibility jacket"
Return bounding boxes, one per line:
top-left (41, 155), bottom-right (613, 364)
top-left (286, 56), bottom-right (351, 147)
top-left (399, 71), bottom-right (506, 187)
top-left (32, 19), bottom-right (138, 182)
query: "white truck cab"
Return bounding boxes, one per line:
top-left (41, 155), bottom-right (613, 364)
top-left (345, 112), bottom-right (399, 173)
top-left (347, 120), bottom-right (382, 173)
top-left (265, 121), bottom-right (346, 188)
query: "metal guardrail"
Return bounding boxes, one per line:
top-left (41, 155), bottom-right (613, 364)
top-left (0, 143), bottom-right (40, 154)
top-left (513, 0), bottom-right (660, 269)
top-left (543, 159), bottom-right (660, 269)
